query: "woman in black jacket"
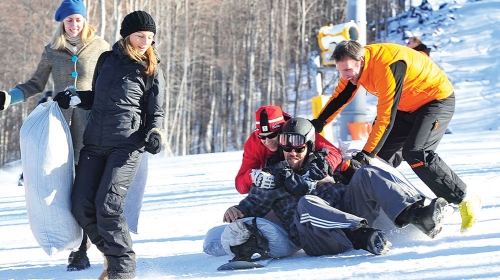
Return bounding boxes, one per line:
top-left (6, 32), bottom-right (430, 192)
top-left (54, 10), bottom-right (164, 280)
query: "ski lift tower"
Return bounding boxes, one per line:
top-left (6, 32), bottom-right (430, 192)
top-left (338, 0), bottom-right (368, 141)
top-left (311, 7), bottom-right (364, 143)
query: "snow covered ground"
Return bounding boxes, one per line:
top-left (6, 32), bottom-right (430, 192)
top-left (1, 0), bottom-right (500, 279)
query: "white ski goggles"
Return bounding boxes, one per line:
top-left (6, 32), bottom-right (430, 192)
top-left (278, 133), bottom-right (306, 148)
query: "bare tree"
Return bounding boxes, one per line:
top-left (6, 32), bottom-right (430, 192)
top-left (0, 0), bottom-right (408, 166)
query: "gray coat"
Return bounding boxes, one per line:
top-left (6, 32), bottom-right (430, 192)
top-left (15, 36), bottom-right (110, 162)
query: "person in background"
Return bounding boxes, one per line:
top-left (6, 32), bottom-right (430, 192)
top-left (310, 40), bottom-right (481, 233)
top-left (407, 36), bottom-right (431, 56)
top-left (54, 10), bottom-right (164, 280)
top-left (223, 117), bottom-right (447, 259)
top-left (0, 0), bottom-right (110, 271)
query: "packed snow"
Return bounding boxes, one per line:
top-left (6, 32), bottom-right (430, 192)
top-left (1, 0), bottom-right (500, 279)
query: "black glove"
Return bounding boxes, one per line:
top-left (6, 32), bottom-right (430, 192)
top-left (53, 90), bottom-right (73, 109)
top-left (145, 130), bottom-right (162, 154)
top-left (339, 158), bottom-right (363, 183)
top-left (353, 150), bottom-right (372, 166)
top-left (308, 150), bottom-right (332, 180)
top-left (278, 168), bottom-right (311, 196)
top-left (310, 119), bottom-right (325, 133)
top-left (0, 90), bottom-right (9, 110)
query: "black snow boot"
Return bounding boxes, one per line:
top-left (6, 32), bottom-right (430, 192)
top-left (67, 234), bottom-right (91, 271)
top-left (409, 197), bottom-right (448, 239)
top-left (343, 223), bottom-right (391, 255)
top-left (67, 249), bottom-right (90, 271)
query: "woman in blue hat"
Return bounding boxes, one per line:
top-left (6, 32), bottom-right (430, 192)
top-left (0, 0), bottom-right (110, 271)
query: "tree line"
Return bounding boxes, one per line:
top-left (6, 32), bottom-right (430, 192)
top-left (0, 0), bottom-right (407, 166)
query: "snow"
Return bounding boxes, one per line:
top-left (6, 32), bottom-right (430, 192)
top-left (1, 0), bottom-right (500, 279)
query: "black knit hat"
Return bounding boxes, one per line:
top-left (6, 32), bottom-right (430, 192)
top-left (120, 11), bottom-right (156, 38)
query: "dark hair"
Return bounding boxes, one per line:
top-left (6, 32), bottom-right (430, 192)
top-left (331, 40), bottom-right (365, 63)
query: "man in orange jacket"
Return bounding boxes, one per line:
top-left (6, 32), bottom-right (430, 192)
top-left (310, 40), bottom-right (480, 232)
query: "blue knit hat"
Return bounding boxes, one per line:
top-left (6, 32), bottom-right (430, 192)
top-left (54, 0), bottom-right (87, 22)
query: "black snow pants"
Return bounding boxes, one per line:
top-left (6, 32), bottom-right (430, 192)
top-left (376, 94), bottom-right (467, 204)
top-left (71, 144), bottom-right (142, 279)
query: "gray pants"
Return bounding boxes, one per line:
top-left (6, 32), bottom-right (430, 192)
top-left (294, 166), bottom-right (423, 256)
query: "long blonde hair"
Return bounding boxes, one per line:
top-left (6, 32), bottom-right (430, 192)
top-left (119, 36), bottom-right (158, 75)
top-left (50, 19), bottom-right (96, 50)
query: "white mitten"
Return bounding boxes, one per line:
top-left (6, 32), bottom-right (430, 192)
top-left (250, 169), bottom-right (275, 189)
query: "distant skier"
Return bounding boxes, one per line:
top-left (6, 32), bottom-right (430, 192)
top-left (407, 36), bottom-right (431, 56)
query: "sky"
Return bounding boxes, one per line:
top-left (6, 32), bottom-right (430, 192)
top-left (1, 0), bottom-right (500, 279)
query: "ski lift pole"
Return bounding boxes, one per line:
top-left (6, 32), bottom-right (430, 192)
top-left (339, 0), bottom-right (368, 141)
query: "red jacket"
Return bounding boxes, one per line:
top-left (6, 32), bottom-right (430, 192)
top-left (234, 131), bottom-right (343, 194)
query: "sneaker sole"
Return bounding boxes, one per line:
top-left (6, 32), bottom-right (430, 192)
top-left (427, 197), bottom-right (448, 239)
top-left (367, 231), bottom-right (392, 255)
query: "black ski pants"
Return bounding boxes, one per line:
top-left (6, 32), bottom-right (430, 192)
top-left (377, 94), bottom-right (467, 204)
top-left (71, 145), bottom-right (142, 279)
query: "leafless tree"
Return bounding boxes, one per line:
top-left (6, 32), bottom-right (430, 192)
top-left (0, 0), bottom-right (407, 166)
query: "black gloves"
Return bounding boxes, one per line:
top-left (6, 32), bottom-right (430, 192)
top-left (145, 129), bottom-right (162, 154)
top-left (277, 168), bottom-right (314, 196)
top-left (339, 158), bottom-right (363, 183)
top-left (0, 90), bottom-right (9, 110)
top-left (353, 150), bottom-right (372, 166)
top-left (310, 119), bottom-right (325, 133)
top-left (53, 90), bottom-right (73, 109)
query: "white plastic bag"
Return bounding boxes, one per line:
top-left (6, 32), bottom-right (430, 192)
top-left (124, 153), bottom-right (148, 234)
top-left (20, 101), bottom-right (82, 256)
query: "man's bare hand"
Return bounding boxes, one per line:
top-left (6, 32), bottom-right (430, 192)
top-left (223, 206), bottom-right (244, 223)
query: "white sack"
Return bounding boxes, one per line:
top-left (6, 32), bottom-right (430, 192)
top-left (124, 153), bottom-right (148, 234)
top-left (20, 101), bottom-right (82, 256)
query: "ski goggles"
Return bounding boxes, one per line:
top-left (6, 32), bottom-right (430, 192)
top-left (257, 130), bottom-right (279, 140)
top-left (278, 133), bottom-right (306, 148)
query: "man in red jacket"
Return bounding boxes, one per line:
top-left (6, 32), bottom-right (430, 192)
top-left (235, 105), bottom-right (343, 194)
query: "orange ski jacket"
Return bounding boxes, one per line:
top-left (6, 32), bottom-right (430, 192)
top-left (317, 43), bottom-right (454, 156)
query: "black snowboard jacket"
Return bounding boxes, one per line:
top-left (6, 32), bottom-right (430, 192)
top-left (79, 42), bottom-right (165, 149)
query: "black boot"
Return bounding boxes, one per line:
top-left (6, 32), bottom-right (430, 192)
top-left (343, 223), bottom-right (391, 255)
top-left (67, 234), bottom-right (91, 271)
top-left (409, 197), bottom-right (448, 239)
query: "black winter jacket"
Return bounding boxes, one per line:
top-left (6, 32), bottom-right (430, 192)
top-left (80, 42), bottom-right (165, 148)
